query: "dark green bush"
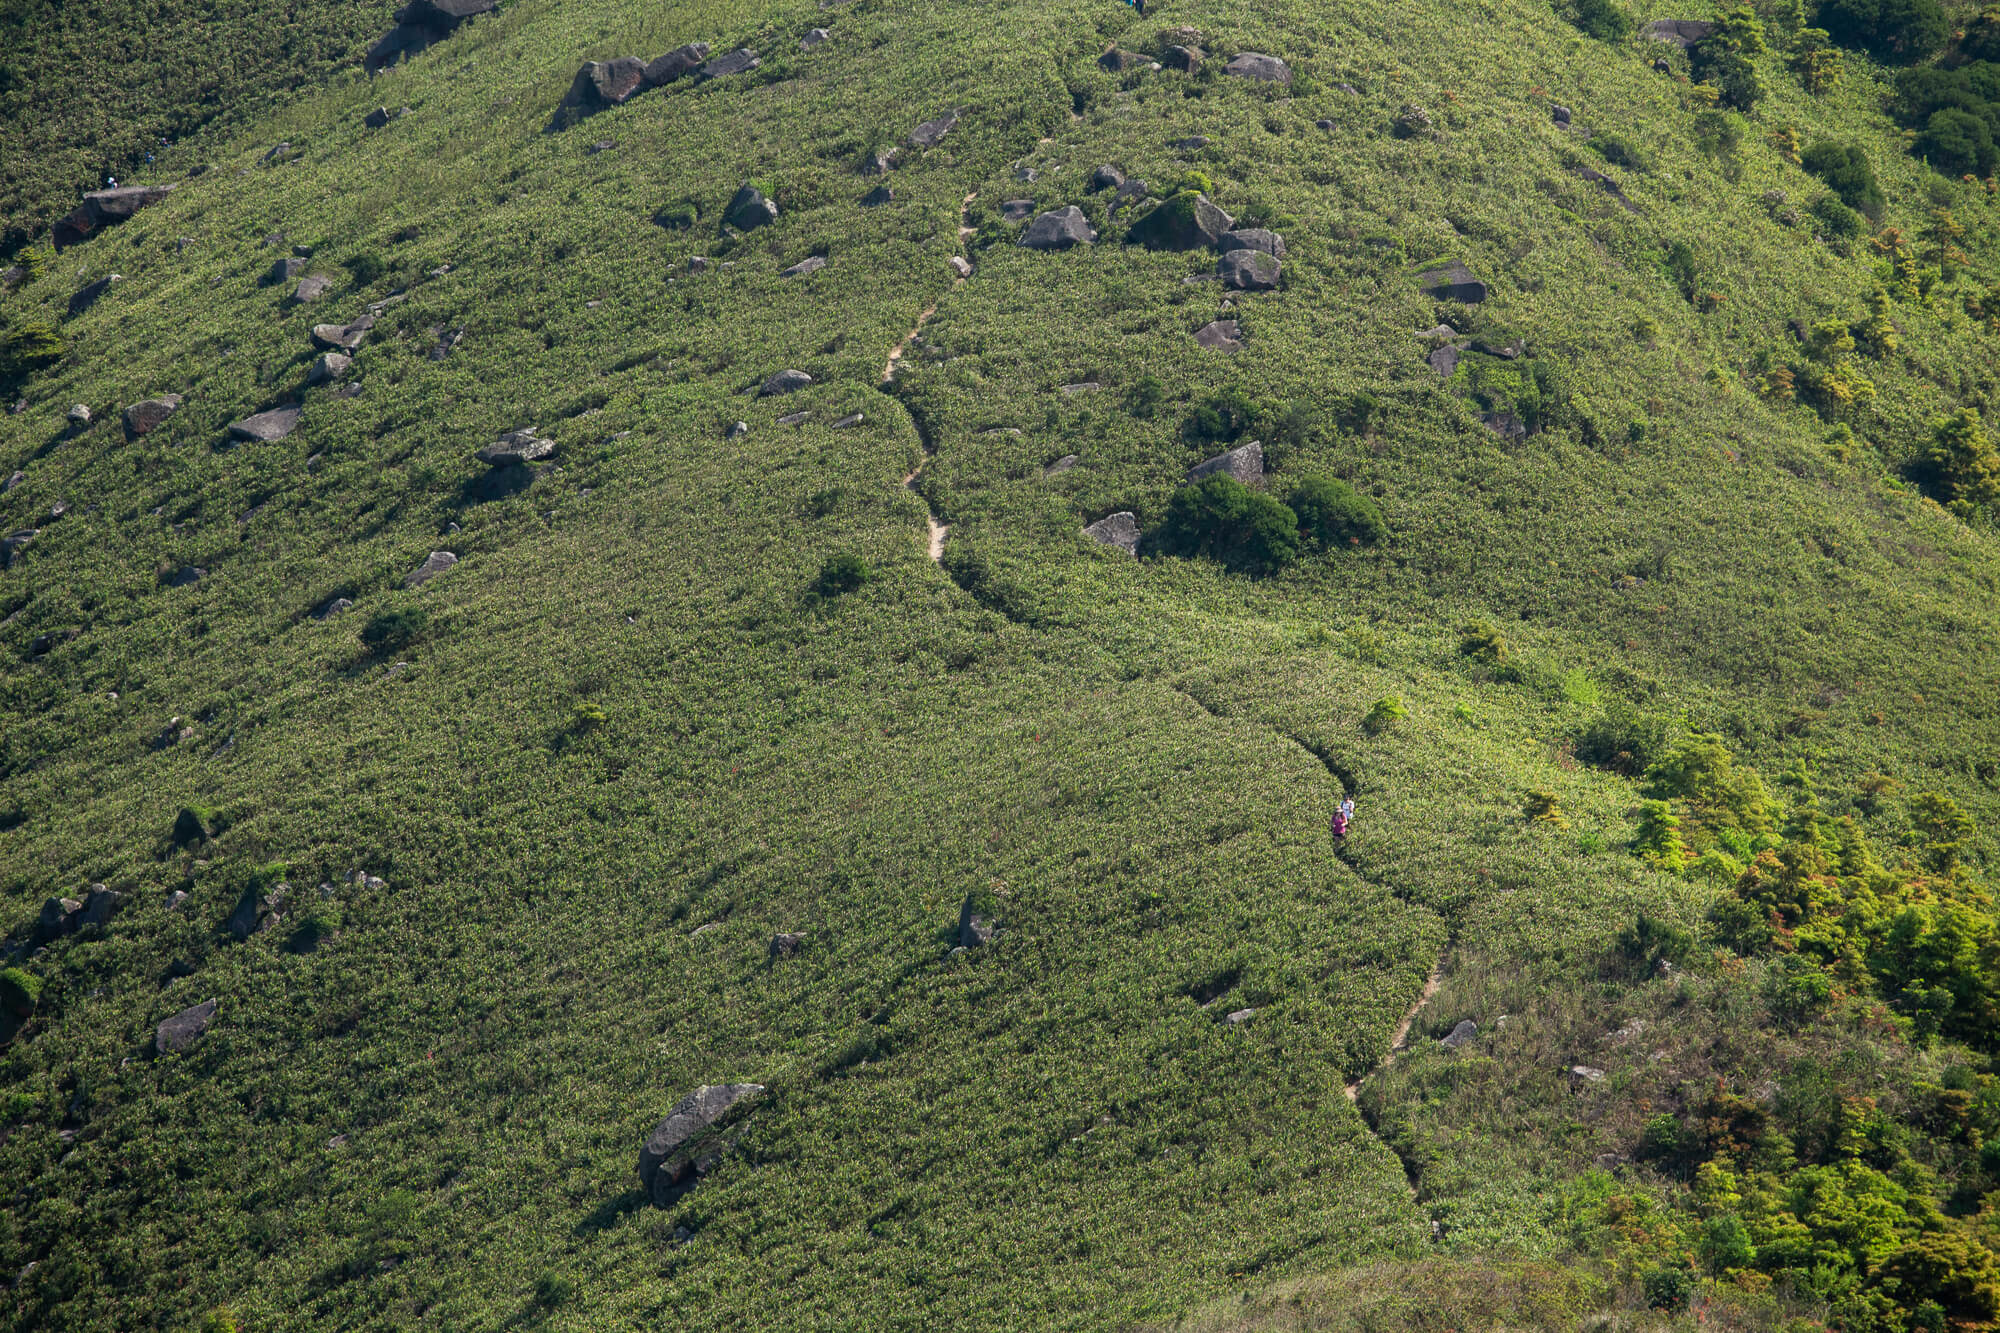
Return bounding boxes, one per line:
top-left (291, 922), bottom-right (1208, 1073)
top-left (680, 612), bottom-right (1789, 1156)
top-left (1575, 702), bottom-right (1673, 774)
top-left (360, 607), bottom-right (428, 655)
top-left (812, 553), bottom-right (872, 599)
top-left (1818, 0), bottom-right (1948, 61)
top-left (1663, 241), bottom-right (1699, 301)
top-left (0, 322), bottom-right (65, 385)
top-left (1590, 132), bottom-right (1648, 171)
top-left (0, 968), bottom-right (40, 1018)
top-left (1615, 910), bottom-right (1693, 975)
top-left (1641, 1263), bottom-right (1695, 1311)
top-left (1183, 388), bottom-right (1259, 445)
top-left (1809, 192), bottom-right (1866, 239)
top-left (1571, 0), bottom-right (1633, 42)
top-left (1918, 108), bottom-right (1998, 178)
top-left (1155, 475), bottom-right (1300, 576)
top-left (1288, 476), bottom-right (1385, 548)
top-left (533, 1271), bottom-right (577, 1308)
top-left (1126, 374), bottom-right (1165, 418)
top-left (1801, 140), bottom-right (1886, 218)
top-left (1458, 621), bottom-right (1507, 662)
top-left (171, 805), bottom-right (212, 847)
top-left (343, 252), bottom-right (389, 287)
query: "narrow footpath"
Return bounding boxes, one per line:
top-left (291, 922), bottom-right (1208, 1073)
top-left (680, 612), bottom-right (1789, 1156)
top-left (881, 190), bottom-right (977, 565)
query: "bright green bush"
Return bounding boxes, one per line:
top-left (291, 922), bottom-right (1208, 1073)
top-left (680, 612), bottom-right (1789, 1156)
top-left (1287, 476), bottom-right (1385, 548)
top-left (0, 322), bottom-right (65, 385)
top-left (1362, 696), bottom-right (1410, 734)
top-left (1155, 475), bottom-right (1300, 576)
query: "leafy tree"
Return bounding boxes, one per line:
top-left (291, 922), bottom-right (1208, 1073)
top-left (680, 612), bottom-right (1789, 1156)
top-left (1801, 140), bottom-right (1885, 218)
top-left (1572, 0), bottom-right (1634, 42)
top-left (1362, 696), bottom-right (1409, 734)
top-left (1156, 476), bottom-right (1300, 576)
top-left (1698, 1213), bottom-right (1759, 1272)
top-left (1817, 0), bottom-right (1949, 61)
top-left (1793, 27), bottom-right (1845, 93)
top-left (1693, 8), bottom-right (1770, 112)
top-left (1918, 108), bottom-right (1998, 178)
top-left (811, 553), bottom-right (873, 599)
top-left (1809, 193), bottom-right (1866, 240)
top-left (1183, 388), bottom-right (1259, 445)
top-left (1287, 476), bottom-right (1385, 548)
top-left (1633, 800), bottom-right (1691, 871)
top-left (1923, 409), bottom-right (2000, 517)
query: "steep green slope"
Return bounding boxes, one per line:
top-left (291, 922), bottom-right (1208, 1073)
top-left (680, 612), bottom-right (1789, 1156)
top-left (3, 0), bottom-right (2000, 1327)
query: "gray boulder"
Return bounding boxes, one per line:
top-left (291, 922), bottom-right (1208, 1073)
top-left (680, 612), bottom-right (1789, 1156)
top-left (1162, 44), bottom-right (1202, 72)
top-left (79, 887), bottom-right (122, 929)
top-left (314, 597), bottom-right (354, 619)
top-left (367, 0), bottom-right (497, 70)
top-left (404, 551), bottom-right (458, 587)
top-left (948, 255), bottom-right (972, 278)
top-left (909, 110), bottom-right (959, 148)
top-left (264, 256), bottom-right (305, 286)
top-left (1019, 207), bottom-right (1096, 250)
top-left (364, 106), bottom-right (394, 129)
top-left (1100, 48), bottom-right (1145, 71)
top-left (1218, 249), bottom-right (1280, 290)
top-left (1225, 1007), bottom-right (1258, 1024)
top-left (1089, 164), bottom-right (1125, 191)
top-left (477, 428), bottom-right (554, 465)
top-left (862, 148), bottom-right (896, 176)
top-left (67, 404), bottom-right (91, 428)
top-left (1566, 1064), bottom-right (1607, 1085)
top-left (124, 396), bottom-right (184, 439)
top-left (1195, 319), bottom-right (1244, 352)
top-left (832, 412), bottom-right (865, 429)
top-left (310, 314), bottom-right (375, 352)
top-left (776, 411), bottom-right (810, 426)
top-left (1641, 17), bottom-right (1716, 45)
top-left (780, 255), bottom-right (826, 278)
top-left (1481, 411), bottom-right (1528, 440)
top-left (759, 369), bottom-right (813, 396)
top-left (1220, 228), bottom-right (1286, 259)
top-left (293, 274), bottom-right (333, 302)
top-left (52, 185), bottom-right (174, 250)
top-left (699, 49), bottom-right (760, 79)
top-left (1416, 260), bottom-right (1488, 303)
top-left (2, 530), bottom-right (38, 569)
top-left (156, 999), bottom-right (219, 1055)
top-left (1224, 52), bottom-right (1291, 82)
top-left (800, 28), bottom-right (831, 49)
top-left (1189, 440), bottom-right (1264, 485)
top-left (768, 932), bottom-right (806, 958)
top-left (643, 43), bottom-right (710, 86)
top-left (228, 404), bottom-right (303, 442)
top-left (1439, 1019), bottom-right (1478, 1050)
top-left (1127, 193), bottom-right (1232, 250)
top-left (555, 58), bottom-right (648, 126)
top-left (306, 353), bottom-right (352, 385)
top-left (638, 1083), bottom-right (766, 1205)
top-left (34, 897), bottom-right (80, 943)
top-left (724, 184), bottom-right (779, 231)
top-left (999, 199), bottom-right (1035, 222)
top-left (1428, 344), bottom-right (1462, 377)
top-left (1083, 511), bottom-right (1140, 554)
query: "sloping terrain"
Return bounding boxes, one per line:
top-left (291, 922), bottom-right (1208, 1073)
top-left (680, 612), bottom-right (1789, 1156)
top-left (5, 0), bottom-right (2000, 1328)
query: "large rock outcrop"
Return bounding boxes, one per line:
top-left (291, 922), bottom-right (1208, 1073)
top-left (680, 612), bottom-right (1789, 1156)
top-left (52, 186), bottom-right (174, 251)
top-left (637, 1083), bottom-right (765, 1205)
top-left (366, 0), bottom-right (497, 71)
top-left (1126, 193), bottom-right (1232, 251)
top-left (1019, 207), bottom-right (1096, 251)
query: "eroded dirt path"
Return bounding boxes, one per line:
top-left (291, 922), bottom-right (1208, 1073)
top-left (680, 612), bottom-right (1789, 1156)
top-left (1345, 960), bottom-right (1446, 1102)
top-left (883, 191), bottom-right (977, 564)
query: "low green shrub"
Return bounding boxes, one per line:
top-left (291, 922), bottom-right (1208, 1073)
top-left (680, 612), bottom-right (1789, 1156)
top-left (0, 322), bottom-right (64, 385)
top-left (1288, 476), bottom-right (1385, 548)
top-left (1590, 132), bottom-right (1648, 171)
top-left (1801, 140), bottom-right (1885, 219)
top-left (1154, 475), bottom-right (1300, 576)
top-left (1363, 696), bottom-right (1410, 734)
top-left (1457, 621), bottom-right (1507, 663)
top-left (1182, 388), bottom-right (1259, 445)
top-left (811, 553), bottom-right (872, 599)
top-left (360, 607), bottom-right (429, 655)
top-left (1571, 0), bottom-right (1633, 42)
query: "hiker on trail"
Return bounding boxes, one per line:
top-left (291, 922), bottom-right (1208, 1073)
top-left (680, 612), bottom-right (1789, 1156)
top-left (1330, 796), bottom-right (1355, 842)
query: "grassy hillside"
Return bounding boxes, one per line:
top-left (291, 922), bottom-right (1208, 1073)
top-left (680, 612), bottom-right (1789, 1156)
top-left (4, 0), bottom-right (2000, 1327)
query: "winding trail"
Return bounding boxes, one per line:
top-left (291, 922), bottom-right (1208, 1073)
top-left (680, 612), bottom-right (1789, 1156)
top-left (1344, 960), bottom-right (1446, 1102)
top-left (883, 190), bottom-right (977, 565)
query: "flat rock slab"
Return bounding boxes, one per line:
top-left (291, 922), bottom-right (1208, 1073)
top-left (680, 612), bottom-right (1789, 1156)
top-left (1641, 17), bottom-right (1716, 45)
top-left (1416, 260), bottom-right (1488, 303)
top-left (1083, 511), bottom-right (1140, 554)
top-left (1100, 49), bottom-right (1146, 70)
top-left (1189, 440), bottom-right (1265, 484)
top-left (1020, 207), bottom-right (1096, 250)
top-left (760, 369), bottom-right (812, 396)
top-left (310, 315), bottom-right (375, 352)
top-left (1195, 319), bottom-right (1244, 352)
top-left (124, 395), bottom-right (184, 437)
top-left (780, 256), bottom-right (826, 278)
top-left (53, 185), bottom-right (174, 249)
top-left (1481, 411), bottom-right (1528, 440)
top-left (638, 1083), bottom-right (765, 1205)
top-left (700, 49), bottom-right (760, 79)
top-left (776, 411), bottom-right (811, 426)
top-left (909, 110), bottom-right (960, 148)
top-left (294, 275), bottom-right (333, 302)
top-left (404, 550), bottom-right (458, 587)
top-left (644, 43), bottom-right (710, 86)
top-left (1220, 228), bottom-right (1285, 258)
top-left (156, 999), bottom-right (218, 1055)
top-left (1224, 52), bottom-right (1291, 82)
top-left (1428, 344), bottom-right (1462, 377)
top-left (228, 404), bottom-right (302, 442)
top-left (832, 412), bottom-right (864, 429)
top-left (1219, 250), bottom-right (1280, 290)
top-left (265, 257), bottom-right (305, 286)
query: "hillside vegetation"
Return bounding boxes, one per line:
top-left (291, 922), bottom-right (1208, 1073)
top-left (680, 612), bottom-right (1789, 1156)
top-left (4, 0), bottom-right (2000, 1328)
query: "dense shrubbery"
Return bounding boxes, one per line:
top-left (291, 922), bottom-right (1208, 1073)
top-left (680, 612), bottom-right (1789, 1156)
top-left (0, 321), bottom-right (64, 386)
top-left (1801, 141), bottom-right (1885, 219)
top-left (1287, 476), bottom-right (1386, 548)
top-left (1898, 62), bottom-right (2000, 177)
top-left (1817, 0), bottom-right (1948, 62)
top-left (360, 607), bottom-right (429, 655)
top-left (1570, 0), bottom-right (1633, 42)
top-left (1155, 475), bottom-right (1300, 575)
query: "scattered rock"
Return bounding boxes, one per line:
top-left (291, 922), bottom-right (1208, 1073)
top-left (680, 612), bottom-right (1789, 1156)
top-left (687, 256), bottom-right (708, 273)
top-left (155, 999), bottom-right (218, 1055)
top-left (700, 48), bottom-right (760, 79)
top-left (52, 185), bottom-right (174, 250)
top-left (1020, 206), bottom-right (1098, 250)
top-left (367, 0), bottom-right (498, 72)
top-left (79, 888), bottom-right (121, 929)
top-left (958, 894), bottom-right (1000, 948)
top-left (1089, 164), bottom-right (1126, 191)
top-left (314, 597), bottom-right (353, 619)
top-left (34, 897), bottom-right (81, 943)
top-left (861, 148), bottom-right (896, 176)
top-left (909, 110), bottom-right (960, 149)
top-left (306, 352), bottom-right (352, 385)
top-left (1222, 233), bottom-right (1285, 267)
top-left (1223, 52), bottom-right (1291, 82)
top-left (759, 369), bottom-right (813, 396)
top-left (1083, 511), bottom-right (1140, 554)
top-left (477, 428), bottom-right (554, 465)
top-left (861, 185), bottom-right (892, 206)
top-left (726, 422), bottom-right (749, 439)
top-left (1225, 1007), bottom-right (1257, 1024)
top-left (2, 471), bottom-right (20, 491)
top-left (999, 199), bottom-right (1036, 223)
top-left (780, 255), bottom-right (827, 278)
top-left (1480, 411), bottom-right (1528, 440)
top-left (1439, 1019), bottom-right (1478, 1050)
top-left (1188, 439), bottom-right (1264, 484)
top-left (1015, 167), bottom-right (1038, 183)
top-left (429, 326), bottom-right (463, 360)
top-left (638, 1083), bottom-right (766, 1205)
top-left (586, 140), bottom-right (617, 155)
top-left (227, 404), bottom-right (303, 442)
top-left (1394, 104), bottom-right (1435, 139)
top-left (800, 27), bottom-right (831, 49)
top-left (162, 565), bottom-right (205, 588)
top-left (1416, 260), bottom-right (1488, 303)
top-left (1194, 319), bottom-right (1244, 352)
top-left (1470, 336), bottom-right (1523, 359)
top-left (264, 256), bottom-right (306, 286)
top-left (1127, 193), bottom-right (1232, 250)
top-left (768, 932), bottom-right (806, 959)
top-left (776, 410), bottom-right (811, 426)
top-left (1551, 103), bottom-right (1572, 125)
top-left (363, 106), bottom-right (395, 129)
top-left (832, 412), bottom-right (864, 429)
top-left (1044, 454), bottom-right (1079, 475)
top-left (1641, 17), bottom-right (1716, 46)
top-left (1171, 135), bottom-right (1211, 151)
top-left (1100, 48), bottom-right (1146, 71)
top-left (404, 550), bottom-right (458, 587)
top-left (1112, 179), bottom-right (1151, 213)
top-left (948, 255), bottom-right (972, 278)
top-left (293, 274), bottom-right (333, 303)
top-left (1566, 1064), bottom-right (1606, 1085)
top-left (643, 42), bottom-right (711, 86)
top-left (310, 315), bottom-right (375, 352)
top-left (1428, 344), bottom-right (1462, 377)
top-left (1575, 166), bottom-right (1638, 213)
top-left (1594, 1152), bottom-right (1629, 1170)
top-left (723, 184), bottom-right (779, 231)
top-left (1315, 118), bottom-right (1335, 130)
top-left (1162, 44), bottom-right (1202, 72)
top-left (66, 404), bottom-right (91, 428)
top-left (1218, 249), bottom-right (1280, 290)
top-left (67, 274), bottom-right (121, 317)
top-left (1, 530), bottom-right (35, 569)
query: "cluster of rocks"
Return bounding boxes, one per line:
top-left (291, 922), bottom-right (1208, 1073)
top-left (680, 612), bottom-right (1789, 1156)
top-left (32, 887), bottom-right (122, 945)
top-left (1083, 439), bottom-right (1270, 555)
top-left (52, 185), bottom-right (174, 251)
top-left (553, 37), bottom-right (782, 126)
top-left (367, 0), bottom-right (497, 72)
top-left (468, 426), bottom-right (552, 500)
top-left (225, 881), bottom-right (289, 942)
top-left (638, 1083), bottom-right (765, 1205)
top-left (1112, 188), bottom-right (1286, 291)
